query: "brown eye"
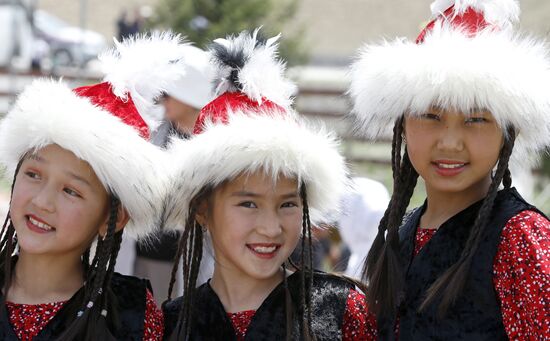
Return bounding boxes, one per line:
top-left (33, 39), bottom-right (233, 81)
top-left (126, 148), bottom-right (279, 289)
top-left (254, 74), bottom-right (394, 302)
top-left (25, 171), bottom-right (40, 180)
top-left (63, 187), bottom-right (81, 198)
top-left (465, 117), bottom-right (488, 124)
top-left (238, 201), bottom-right (257, 208)
top-left (281, 201), bottom-right (298, 208)
top-left (420, 113), bottom-right (440, 121)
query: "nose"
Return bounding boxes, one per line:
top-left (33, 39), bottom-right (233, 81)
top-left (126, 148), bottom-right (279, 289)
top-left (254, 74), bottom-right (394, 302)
top-left (437, 124), bottom-right (464, 152)
top-left (255, 209), bottom-right (283, 238)
top-left (31, 184), bottom-right (56, 213)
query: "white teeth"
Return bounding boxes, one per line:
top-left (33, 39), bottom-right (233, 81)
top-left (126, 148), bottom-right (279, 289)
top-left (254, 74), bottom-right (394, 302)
top-left (252, 246), bottom-right (277, 254)
top-left (29, 216), bottom-right (53, 231)
top-left (438, 163), bottom-right (464, 169)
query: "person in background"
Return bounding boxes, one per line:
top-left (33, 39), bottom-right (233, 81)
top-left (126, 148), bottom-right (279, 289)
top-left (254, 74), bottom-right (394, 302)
top-left (134, 44), bottom-right (215, 306)
top-left (337, 177), bottom-right (389, 279)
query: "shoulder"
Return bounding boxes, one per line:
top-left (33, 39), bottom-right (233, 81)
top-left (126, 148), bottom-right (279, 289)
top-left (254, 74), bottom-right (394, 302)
top-left (111, 272), bottom-right (151, 295)
top-left (496, 210), bottom-right (550, 275)
top-left (162, 296), bottom-right (183, 317)
top-left (110, 272), bottom-right (151, 309)
top-left (501, 210), bottom-right (549, 246)
top-left (162, 283), bottom-right (211, 319)
top-left (311, 271), bottom-right (356, 290)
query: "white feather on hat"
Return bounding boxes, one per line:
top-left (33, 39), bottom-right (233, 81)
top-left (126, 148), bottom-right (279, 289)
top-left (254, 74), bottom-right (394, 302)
top-left (210, 27), bottom-right (297, 109)
top-left (0, 32), bottom-right (189, 239)
top-left (163, 29), bottom-right (349, 230)
top-left (348, 0), bottom-right (550, 169)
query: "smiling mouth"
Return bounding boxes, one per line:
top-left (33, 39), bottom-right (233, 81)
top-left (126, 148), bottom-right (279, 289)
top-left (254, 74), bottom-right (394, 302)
top-left (246, 244), bottom-right (281, 258)
top-left (436, 163), bottom-right (465, 169)
top-left (27, 215), bottom-right (55, 232)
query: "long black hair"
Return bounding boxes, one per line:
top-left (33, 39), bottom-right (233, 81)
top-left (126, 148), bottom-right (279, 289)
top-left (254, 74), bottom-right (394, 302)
top-left (0, 156), bottom-right (126, 340)
top-left (166, 182), bottom-right (317, 341)
top-left (362, 116), bottom-right (516, 318)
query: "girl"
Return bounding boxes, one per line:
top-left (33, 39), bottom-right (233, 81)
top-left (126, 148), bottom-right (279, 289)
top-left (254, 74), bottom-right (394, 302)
top-left (349, 0), bottom-right (550, 340)
top-left (0, 33), bottom-right (188, 340)
top-left (162, 29), bottom-right (377, 340)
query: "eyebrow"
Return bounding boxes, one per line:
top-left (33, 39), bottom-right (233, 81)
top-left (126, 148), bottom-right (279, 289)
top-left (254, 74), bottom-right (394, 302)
top-left (65, 171), bottom-right (93, 188)
top-left (26, 153), bottom-right (94, 188)
top-left (231, 191), bottom-right (299, 199)
top-left (28, 153), bottom-right (45, 162)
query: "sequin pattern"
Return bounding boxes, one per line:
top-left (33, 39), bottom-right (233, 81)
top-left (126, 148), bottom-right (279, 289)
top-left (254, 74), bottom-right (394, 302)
top-left (6, 289), bottom-right (163, 341)
top-left (406, 210), bottom-right (549, 341)
top-left (227, 289), bottom-right (377, 340)
top-left (6, 301), bottom-right (65, 341)
top-left (493, 210), bottom-right (549, 341)
top-left (228, 310), bottom-right (256, 340)
top-left (143, 289), bottom-right (164, 340)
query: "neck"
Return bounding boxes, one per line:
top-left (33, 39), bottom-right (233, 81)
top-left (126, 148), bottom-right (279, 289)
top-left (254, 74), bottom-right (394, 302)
top-left (422, 176), bottom-right (494, 229)
top-left (7, 250), bottom-right (84, 304)
top-left (210, 267), bottom-right (284, 313)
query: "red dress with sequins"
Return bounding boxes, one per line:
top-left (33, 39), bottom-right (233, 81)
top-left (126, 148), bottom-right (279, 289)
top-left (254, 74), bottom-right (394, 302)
top-left (6, 289), bottom-right (163, 341)
top-left (361, 209), bottom-right (549, 340)
top-left (227, 288), bottom-right (377, 341)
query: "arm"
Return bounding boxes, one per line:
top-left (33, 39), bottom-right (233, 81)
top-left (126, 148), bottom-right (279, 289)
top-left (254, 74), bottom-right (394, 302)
top-left (143, 289), bottom-right (164, 341)
top-left (342, 288), bottom-right (378, 341)
top-left (493, 210), bottom-right (550, 341)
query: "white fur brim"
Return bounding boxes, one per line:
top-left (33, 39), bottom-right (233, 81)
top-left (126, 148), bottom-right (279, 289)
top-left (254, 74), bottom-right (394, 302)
top-left (0, 79), bottom-right (168, 239)
top-left (163, 113), bottom-right (349, 230)
top-left (349, 25), bottom-right (550, 168)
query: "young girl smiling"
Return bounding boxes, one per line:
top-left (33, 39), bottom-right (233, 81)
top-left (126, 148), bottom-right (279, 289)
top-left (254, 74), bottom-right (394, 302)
top-left (0, 33), bottom-right (188, 340)
top-left (349, 0), bottom-right (550, 340)
top-left (162, 29), bottom-right (377, 340)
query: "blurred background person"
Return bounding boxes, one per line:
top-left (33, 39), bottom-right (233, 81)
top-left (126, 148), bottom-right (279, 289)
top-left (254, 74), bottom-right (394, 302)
top-left (133, 44), bottom-right (215, 305)
top-left (337, 177), bottom-right (390, 279)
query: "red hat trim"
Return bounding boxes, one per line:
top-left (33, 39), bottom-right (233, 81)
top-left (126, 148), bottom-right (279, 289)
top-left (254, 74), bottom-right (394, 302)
top-left (73, 82), bottom-right (150, 140)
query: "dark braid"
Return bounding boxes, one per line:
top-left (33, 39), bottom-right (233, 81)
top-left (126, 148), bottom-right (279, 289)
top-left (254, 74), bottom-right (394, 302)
top-left (56, 195), bottom-right (121, 340)
top-left (0, 158), bottom-right (24, 303)
top-left (502, 167), bottom-right (512, 189)
top-left (420, 126), bottom-right (517, 316)
top-left (283, 262), bottom-right (294, 341)
top-left (362, 117), bottom-right (419, 318)
top-left (299, 184), bottom-right (315, 340)
top-left (100, 228), bottom-right (124, 317)
top-left (166, 219), bottom-right (191, 302)
top-left (169, 190), bottom-right (210, 341)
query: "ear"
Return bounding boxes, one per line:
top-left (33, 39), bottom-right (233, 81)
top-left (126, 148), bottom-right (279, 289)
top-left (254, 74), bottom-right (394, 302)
top-left (194, 199), bottom-right (209, 228)
top-left (99, 204), bottom-right (130, 237)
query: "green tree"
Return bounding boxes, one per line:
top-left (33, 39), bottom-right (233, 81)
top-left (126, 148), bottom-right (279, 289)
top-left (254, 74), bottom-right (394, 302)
top-left (153, 0), bottom-right (307, 65)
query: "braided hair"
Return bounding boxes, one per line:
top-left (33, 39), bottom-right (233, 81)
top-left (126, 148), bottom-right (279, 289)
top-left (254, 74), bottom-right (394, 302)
top-left (0, 156), bottom-right (126, 340)
top-left (362, 115), bottom-right (517, 318)
top-left (166, 182), bottom-right (317, 341)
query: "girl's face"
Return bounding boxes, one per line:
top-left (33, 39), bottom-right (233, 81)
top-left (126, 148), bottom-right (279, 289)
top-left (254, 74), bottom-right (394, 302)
top-left (199, 172), bottom-right (302, 282)
top-left (10, 144), bottom-right (110, 257)
top-left (405, 107), bottom-right (504, 198)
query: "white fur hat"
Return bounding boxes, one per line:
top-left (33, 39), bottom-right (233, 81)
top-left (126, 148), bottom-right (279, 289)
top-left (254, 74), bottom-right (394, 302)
top-left (0, 32), bottom-right (190, 239)
top-left (163, 29), bottom-right (349, 230)
top-left (349, 0), bottom-right (550, 168)
top-left (163, 45), bottom-right (213, 109)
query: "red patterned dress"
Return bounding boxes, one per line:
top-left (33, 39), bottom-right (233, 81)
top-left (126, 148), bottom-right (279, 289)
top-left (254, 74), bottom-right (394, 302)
top-left (368, 209), bottom-right (549, 341)
top-left (228, 210), bottom-right (549, 340)
top-left (6, 289), bottom-right (163, 341)
top-left (227, 288), bottom-right (377, 341)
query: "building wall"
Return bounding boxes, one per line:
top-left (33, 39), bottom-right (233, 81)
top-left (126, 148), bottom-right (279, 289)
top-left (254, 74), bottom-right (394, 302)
top-left (37, 0), bottom-right (550, 65)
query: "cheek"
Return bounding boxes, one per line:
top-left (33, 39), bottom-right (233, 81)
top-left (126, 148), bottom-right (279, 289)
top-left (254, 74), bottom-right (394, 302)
top-left (59, 201), bottom-right (104, 236)
top-left (282, 212), bottom-right (303, 241)
top-left (9, 181), bottom-right (32, 216)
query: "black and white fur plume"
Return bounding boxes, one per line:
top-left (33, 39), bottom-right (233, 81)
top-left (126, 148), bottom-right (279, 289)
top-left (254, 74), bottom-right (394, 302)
top-left (209, 28), bottom-right (296, 109)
